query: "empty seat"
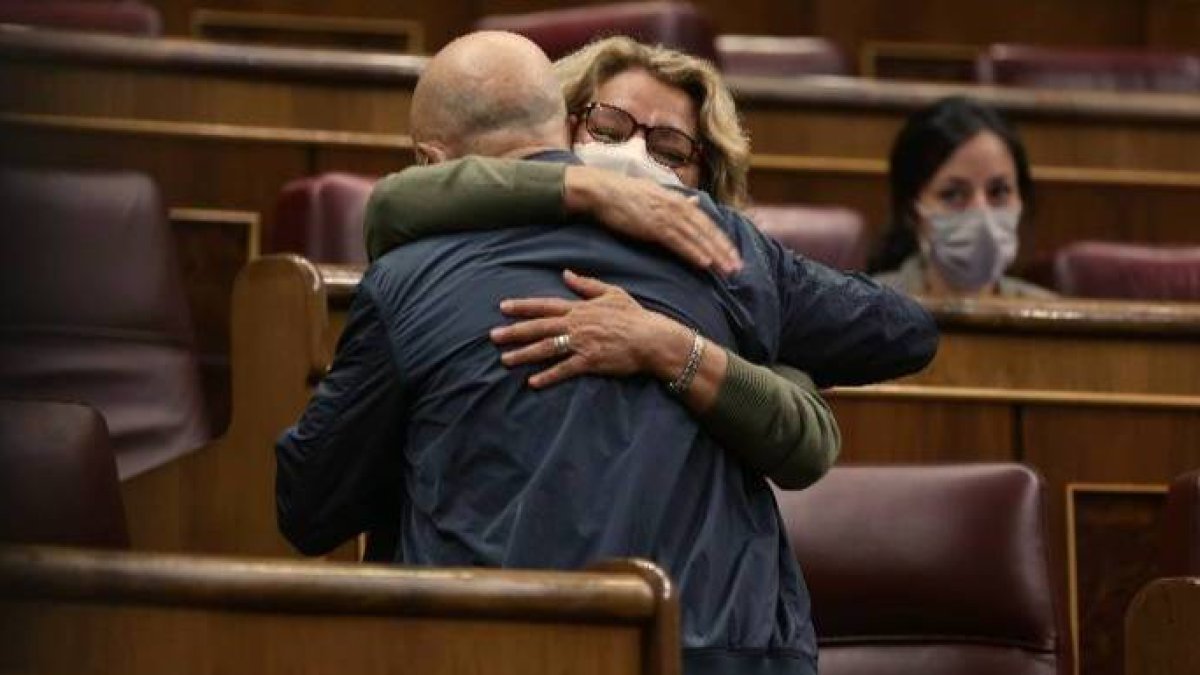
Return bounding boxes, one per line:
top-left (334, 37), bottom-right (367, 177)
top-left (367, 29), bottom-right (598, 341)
top-left (475, 1), bottom-right (718, 64)
top-left (1162, 469), bottom-right (1200, 577)
top-left (977, 44), bottom-right (1200, 93)
top-left (1053, 241), bottom-right (1200, 301)
top-left (745, 204), bottom-right (867, 270)
top-left (0, 398), bottom-right (128, 548)
top-left (272, 172), bottom-right (375, 264)
top-left (0, 168), bottom-right (210, 479)
top-left (717, 35), bottom-right (849, 77)
top-left (0, 1), bottom-right (161, 37)
top-left (775, 464), bottom-right (1070, 675)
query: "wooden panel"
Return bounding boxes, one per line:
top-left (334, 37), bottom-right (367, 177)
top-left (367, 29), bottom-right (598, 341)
top-left (828, 396), bottom-right (1014, 463)
top-left (1067, 487), bottom-right (1167, 675)
top-left (169, 207), bottom-right (260, 436)
top-left (907, 330), bottom-right (1200, 396)
top-left (0, 546), bottom-right (678, 675)
top-left (146, 0), bottom-right (473, 53)
top-left (191, 9), bottom-right (425, 53)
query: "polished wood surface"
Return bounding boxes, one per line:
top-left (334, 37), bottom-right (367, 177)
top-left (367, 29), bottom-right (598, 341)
top-left (191, 9), bottom-right (425, 54)
top-left (143, 0), bottom-right (1200, 58)
top-left (6, 26), bottom-right (1200, 262)
top-left (0, 546), bottom-right (679, 675)
top-left (1125, 577), bottom-right (1200, 675)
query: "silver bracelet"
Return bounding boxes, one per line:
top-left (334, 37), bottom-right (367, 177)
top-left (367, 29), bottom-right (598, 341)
top-left (667, 329), bottom-right (706, 396)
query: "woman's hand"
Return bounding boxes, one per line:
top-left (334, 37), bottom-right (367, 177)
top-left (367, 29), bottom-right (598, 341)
top-left (490, 270), bottom-right (693, 388)
top-left (563, 166), bottom-right (742, 277)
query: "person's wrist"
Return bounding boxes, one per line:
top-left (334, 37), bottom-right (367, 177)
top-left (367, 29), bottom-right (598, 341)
top-left (563, 166), bottom-right (602, 215)
top-left (639, 314), bottom-right (694, 382)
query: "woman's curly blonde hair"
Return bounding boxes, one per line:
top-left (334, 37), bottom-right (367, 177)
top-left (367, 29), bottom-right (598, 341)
top-left (554, 36), bottom-right (751, 208)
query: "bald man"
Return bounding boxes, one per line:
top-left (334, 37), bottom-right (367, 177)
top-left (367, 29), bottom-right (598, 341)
top-left (277, 32), bottom-right (929, 675)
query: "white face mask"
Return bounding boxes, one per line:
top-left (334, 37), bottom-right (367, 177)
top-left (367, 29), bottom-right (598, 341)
top-left (920, 206), bottom-right (1021, 292)
top-left (573, 137), bottom-right (683, 188)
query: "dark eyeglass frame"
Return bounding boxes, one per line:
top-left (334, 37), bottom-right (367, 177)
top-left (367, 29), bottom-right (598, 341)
top-left (577, 102), bottom-right (703, 169)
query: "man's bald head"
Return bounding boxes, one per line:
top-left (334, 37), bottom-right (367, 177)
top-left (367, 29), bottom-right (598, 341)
top-left (411, 31), bottom-right (568, 162)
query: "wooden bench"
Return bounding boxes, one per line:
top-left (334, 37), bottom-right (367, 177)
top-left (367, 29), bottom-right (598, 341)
top-left (129, 254), bottom-right (1200, 674)
top-left (0, 545), bottom-right (679, 675)
top-left (1125, 577), bottom-right (1200, 675)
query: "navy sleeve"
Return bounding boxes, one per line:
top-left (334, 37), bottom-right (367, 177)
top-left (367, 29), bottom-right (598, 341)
top-left (275, 283), bottom-right (408, 556)
top-left (765, 233), bottom-right (939, 388)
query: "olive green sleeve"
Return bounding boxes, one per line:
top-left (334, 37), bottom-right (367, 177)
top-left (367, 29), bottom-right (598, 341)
top-left (364, 156), bottom-right (569, 261)
top-left (701, 355), bottom-right (841, 490)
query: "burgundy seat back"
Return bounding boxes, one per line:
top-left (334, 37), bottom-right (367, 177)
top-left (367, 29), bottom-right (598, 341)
top-left (272, 173), bottom-right (375, 264)
top-left (0, 398), bottom-right (129, 549)
top-left (1053, 241), bottom-right (1200, 301)
top-left (717, 35), bottom-right (848, 77)
top-left (475, 1), bottom-right (718, 64)
top-left (0, 168), bottom-right (209, 479)
top-left (775, 464), bottom-right (1069, 675)
top-left (977, 44), bottom-right (1200, 93)
top-left (745, 204), bottom-right (867, 270)
top-left (0, 1), bottom-right (161, 36)
top-left (1162, 469), bottom-right (1200, 577)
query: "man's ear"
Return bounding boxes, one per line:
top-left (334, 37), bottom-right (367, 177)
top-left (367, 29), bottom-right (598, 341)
top-left (414, 141), bottom-right (449, 166)
top-left (565, 114), bottom-right (580, 144)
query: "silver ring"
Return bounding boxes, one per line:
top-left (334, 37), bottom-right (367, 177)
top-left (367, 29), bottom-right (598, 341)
top-left (552, 333), bottom-right (572, 355)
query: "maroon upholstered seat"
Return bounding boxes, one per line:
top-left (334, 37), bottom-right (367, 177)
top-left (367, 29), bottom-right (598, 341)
top-left (0, 168), bottom-right (210, 479)
top-left (475, 1), bottom-right (718, 64)
top-left (0, 398), bottom-right (129, 549)
top-left (272, 172), bottom-right (376, 264)
top-left (745, 204), bottom-right (867, 270)
top-left (1162, 469), bottom-right (1200, 577)
top-left (716, 35), bottom-right (848, 77)
top-left (1053, 241), bottom-right (1200, 301)
top-left (775, 464), bottom-right (1070, 675)
top-left (0, 1), bottom-right (161, 36)
top-left (976, 44), bottom-right (1200, 93)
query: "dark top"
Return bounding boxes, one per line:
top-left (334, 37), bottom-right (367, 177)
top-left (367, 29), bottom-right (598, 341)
top-left (276, 150), bottom-right (938, 675)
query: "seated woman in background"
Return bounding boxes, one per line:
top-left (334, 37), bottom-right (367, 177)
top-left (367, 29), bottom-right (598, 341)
top-left (869, 96), bottom-right (1056, 299)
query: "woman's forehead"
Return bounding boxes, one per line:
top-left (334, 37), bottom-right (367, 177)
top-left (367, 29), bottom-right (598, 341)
top-left (593, 68), bottom-right (698, 132)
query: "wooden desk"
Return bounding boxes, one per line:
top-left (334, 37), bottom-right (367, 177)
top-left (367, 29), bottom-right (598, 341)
top-left (0, 545), bottom-right (679, 675)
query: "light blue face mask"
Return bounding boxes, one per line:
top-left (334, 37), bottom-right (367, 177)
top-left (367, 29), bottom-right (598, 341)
top-left (573, 137), bottom-right (684, 188)
top-left (920, 206), bottom-right (1021, 291)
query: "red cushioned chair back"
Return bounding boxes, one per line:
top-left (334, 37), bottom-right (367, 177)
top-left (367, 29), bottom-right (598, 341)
top-left (0, 398), bottom-right (129, 549)
top-left (1054, 241), bottom-right (1200, 301)
top-left (746, 204), bottom-right (867, 271)
top-left (0, 1), bottom-right (161, 36)
top-left (977, 44), bottom-right (1200, 93)
top-left (0, 168), bottom-right (210, 479)
top-left (717, 35), bottom-right (848, 77)
top-left (775, 464), bottom-right (1070, 675)
top-left (1162, 469), bottom-right (1200, 577)
top-left (475, 1), bottom-right (718, 64)
top-left (272, 173), bottom-right (376, 264)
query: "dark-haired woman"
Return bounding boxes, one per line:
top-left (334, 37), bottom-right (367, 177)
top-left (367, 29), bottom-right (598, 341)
top-left (870, 96), bottom-right (1056, 298)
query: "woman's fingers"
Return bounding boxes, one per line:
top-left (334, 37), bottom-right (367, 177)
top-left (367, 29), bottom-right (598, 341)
top-left (527, 354), bottom-right (587, 389)
top-left (490, 316), bottom-right (567, 345)
top-left (562, 269), bottom-right (617, 299)
top-left (498, 296), bottom-right (574, 318)
top-left (499, 335), bottom-right (567, 367)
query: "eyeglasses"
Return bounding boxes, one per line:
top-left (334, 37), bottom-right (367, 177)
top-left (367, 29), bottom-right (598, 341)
top-left (577, 102), bottom-right (702, 169)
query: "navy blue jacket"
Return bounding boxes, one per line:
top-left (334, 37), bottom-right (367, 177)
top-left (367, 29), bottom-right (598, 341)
top-left (277, 151), bottom-right (937, 675)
